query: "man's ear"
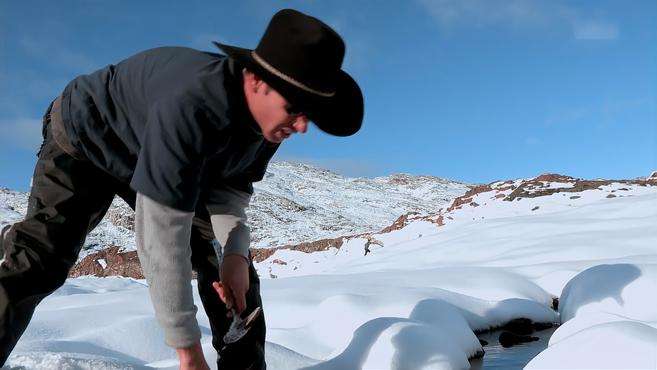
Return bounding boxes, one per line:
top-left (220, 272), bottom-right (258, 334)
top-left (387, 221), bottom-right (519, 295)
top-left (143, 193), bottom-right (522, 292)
top-left (243, 68), bottom-right (263, 93)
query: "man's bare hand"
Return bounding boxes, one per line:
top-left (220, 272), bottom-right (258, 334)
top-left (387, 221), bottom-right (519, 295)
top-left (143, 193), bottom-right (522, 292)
top-left (213, 254), bottom-right (250, 316)
top-left (176, 341), bottom-right (210, 370)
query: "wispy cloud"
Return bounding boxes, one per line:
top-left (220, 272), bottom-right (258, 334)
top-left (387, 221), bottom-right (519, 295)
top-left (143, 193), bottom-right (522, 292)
top-left (545, 98), bottom-right (650, 127)
top-left (417, 0), bottom-right (619, 40)
top-left (417, 0), bottom-right (552, 29)
top-left (0, 118), bottom-right (43, 151)
top-left (572, 20), bottom-right (619, 40)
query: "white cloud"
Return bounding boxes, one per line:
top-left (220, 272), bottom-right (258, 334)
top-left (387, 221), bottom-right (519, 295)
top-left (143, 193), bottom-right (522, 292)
top-left (418, 0), bottom-right (552, 29)
top-left (572, 20), bottom-right (619, 40)
top-left (0, 118), bottom-right (43, 151)
top-left (418, 0), bottom-right (619, 40)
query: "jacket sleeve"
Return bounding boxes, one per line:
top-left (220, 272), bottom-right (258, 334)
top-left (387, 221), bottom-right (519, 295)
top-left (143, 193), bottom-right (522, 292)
top-left (206, 184), bottom-right (252, 260)
top-left (135, 192), bottom-right (201, 348)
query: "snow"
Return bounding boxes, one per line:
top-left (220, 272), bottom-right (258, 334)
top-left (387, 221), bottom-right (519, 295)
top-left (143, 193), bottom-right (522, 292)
top-left (526, 264), bottom-right (657, 369)
top-left (3, 178), bottom-right (657, 369)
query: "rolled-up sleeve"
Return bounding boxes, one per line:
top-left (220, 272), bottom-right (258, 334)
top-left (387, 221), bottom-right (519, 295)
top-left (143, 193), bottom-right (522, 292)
top-left (206, 184), bottom-right (252, 259)
top-left (135, 192), bottom-right (201, 348)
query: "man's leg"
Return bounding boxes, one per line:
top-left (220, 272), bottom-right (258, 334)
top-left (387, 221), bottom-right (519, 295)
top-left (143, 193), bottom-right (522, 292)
top-left (190, 218), bottom-right (266, 370)
top-left (0, 116), bottom-right (116, 364)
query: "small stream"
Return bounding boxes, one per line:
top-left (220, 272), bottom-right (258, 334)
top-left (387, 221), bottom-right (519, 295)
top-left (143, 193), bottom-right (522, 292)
top-left (470, 327), bottom-right (557, 369)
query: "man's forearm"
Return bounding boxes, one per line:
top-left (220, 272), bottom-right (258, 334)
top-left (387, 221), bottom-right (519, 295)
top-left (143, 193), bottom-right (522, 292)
top-left (210, 213), bottom-right (251, 259)
top-left (135, 193), bottom-right (202, 348)
top-left (207, 185), bottom-right (253, 260)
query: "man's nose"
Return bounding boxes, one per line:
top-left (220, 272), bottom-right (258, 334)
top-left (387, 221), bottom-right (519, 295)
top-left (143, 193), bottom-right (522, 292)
top-left (293, 116), bottom-right (309, 133)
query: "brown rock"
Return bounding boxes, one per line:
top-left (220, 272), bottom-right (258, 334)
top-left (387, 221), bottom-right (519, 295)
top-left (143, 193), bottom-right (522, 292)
top-left (379, 212), bottom-right (419, 233)
top-left (70, 246), bottom-right (144, 279)
top-left (251, 236), bottom-right (346, 263)
top-left (534, 173), bottom-right (576, 183)
top-left (447, 184), bottom-right (492, 212)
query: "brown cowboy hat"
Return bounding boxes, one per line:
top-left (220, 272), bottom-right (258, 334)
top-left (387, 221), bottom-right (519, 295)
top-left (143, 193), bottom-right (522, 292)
top-left (213, 9), bottom-right (363, 137)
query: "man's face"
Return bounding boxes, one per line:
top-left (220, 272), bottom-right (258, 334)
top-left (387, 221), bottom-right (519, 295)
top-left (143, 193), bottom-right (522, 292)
top-left (243, 71), bottom-right (309, 143)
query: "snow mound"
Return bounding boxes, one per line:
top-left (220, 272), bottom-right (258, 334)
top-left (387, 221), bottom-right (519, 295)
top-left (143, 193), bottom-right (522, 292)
top-left (6, 351), bottom-right (147, 370)
top-left (559, 263), bottom-right (657, 323)
top-left (526, 264), bottom-right (657, 369)
top-left (526, 321), bottom-right (657, 369)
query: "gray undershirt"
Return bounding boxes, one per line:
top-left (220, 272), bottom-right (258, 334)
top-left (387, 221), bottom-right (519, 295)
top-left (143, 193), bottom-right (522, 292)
top-left (135, 187), bottom-right (251, 348)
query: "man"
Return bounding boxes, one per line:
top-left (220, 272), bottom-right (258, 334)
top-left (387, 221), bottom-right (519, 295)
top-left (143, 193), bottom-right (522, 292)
top-left (364, 235), bottom-right (384, 256)
top-left (0, 9), bottom-right (363, 370)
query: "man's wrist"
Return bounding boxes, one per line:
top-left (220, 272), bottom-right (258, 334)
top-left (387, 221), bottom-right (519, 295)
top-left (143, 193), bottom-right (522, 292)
top-left (176, 341), bottom-right (204, 360)
top-left (223, 252), bottom-right (250, 264)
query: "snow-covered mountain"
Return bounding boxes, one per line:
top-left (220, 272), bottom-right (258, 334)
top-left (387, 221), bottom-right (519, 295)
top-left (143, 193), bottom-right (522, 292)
top-left (0, 161), bottom-right (470, 258)
top-left (249, 161), bottom-right (470, 247)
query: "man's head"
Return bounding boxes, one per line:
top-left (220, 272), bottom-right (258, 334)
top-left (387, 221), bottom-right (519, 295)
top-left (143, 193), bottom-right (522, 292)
top-left (214, 9), bottom-right (363, 138)
top-left (242, 69), bottom-right (308, 143)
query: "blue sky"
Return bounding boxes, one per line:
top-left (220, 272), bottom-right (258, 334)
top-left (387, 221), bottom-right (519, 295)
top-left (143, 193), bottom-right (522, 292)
top-left (1, 0), bottom-right (656, 190)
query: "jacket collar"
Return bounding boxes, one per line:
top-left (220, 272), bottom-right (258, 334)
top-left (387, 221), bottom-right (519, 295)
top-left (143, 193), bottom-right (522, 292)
top-left (224, 57), bottom-right (263, 137)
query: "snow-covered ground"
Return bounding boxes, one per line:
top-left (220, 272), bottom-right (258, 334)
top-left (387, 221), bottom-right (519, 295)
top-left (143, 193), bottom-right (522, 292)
top-left (5, 177), bottom-right (657, 369)
top-left (526, 263), bottom-right (657, 369)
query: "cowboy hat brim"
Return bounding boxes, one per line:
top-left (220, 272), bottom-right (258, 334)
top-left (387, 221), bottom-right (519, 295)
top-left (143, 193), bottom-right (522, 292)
top-left (213, 42), bottom-right (363, 137)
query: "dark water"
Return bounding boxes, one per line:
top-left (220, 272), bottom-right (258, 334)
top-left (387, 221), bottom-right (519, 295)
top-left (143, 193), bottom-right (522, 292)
top-left (469, 327), bottom-right (557, 370)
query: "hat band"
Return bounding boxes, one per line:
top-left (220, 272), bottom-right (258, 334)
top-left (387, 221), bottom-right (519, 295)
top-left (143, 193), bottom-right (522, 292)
top-left (252, 51), bottom-right (336, 98)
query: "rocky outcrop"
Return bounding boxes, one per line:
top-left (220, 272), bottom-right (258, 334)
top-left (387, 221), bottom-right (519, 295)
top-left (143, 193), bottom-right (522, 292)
top-left (69, 246), bottom-right (143, 279)
top-left (252, 236), bottom-right (347, 263)
top-left (447, 185), bottom-right (492, 212)
top-left (378, 212), bottom-right (420, 233)
top-left (505, 173), bottom-right (657, 201)
top-left (106, 209), bottom-right (134, 231)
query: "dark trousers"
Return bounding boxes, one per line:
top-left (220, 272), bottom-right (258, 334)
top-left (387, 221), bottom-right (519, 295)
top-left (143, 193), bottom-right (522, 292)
top-left (0, 102), bottom-right (266, 369)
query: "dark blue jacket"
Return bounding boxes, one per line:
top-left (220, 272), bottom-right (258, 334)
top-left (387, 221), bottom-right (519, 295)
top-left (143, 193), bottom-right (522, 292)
top-left (60, 47), bottom-right (278, 211)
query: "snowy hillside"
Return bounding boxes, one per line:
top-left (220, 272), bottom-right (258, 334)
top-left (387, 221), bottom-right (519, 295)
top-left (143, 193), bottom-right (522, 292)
top-left (250, 161), bottom-right (469, 247)
top-left (5, 171), bottom-right (657, 369)
top-left (0, 161), bottom-right (469, 259)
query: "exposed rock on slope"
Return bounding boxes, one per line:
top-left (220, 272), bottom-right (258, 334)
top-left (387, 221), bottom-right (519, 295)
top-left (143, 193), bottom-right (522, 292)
top-left (69, 247), bottom-right (143, 279)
